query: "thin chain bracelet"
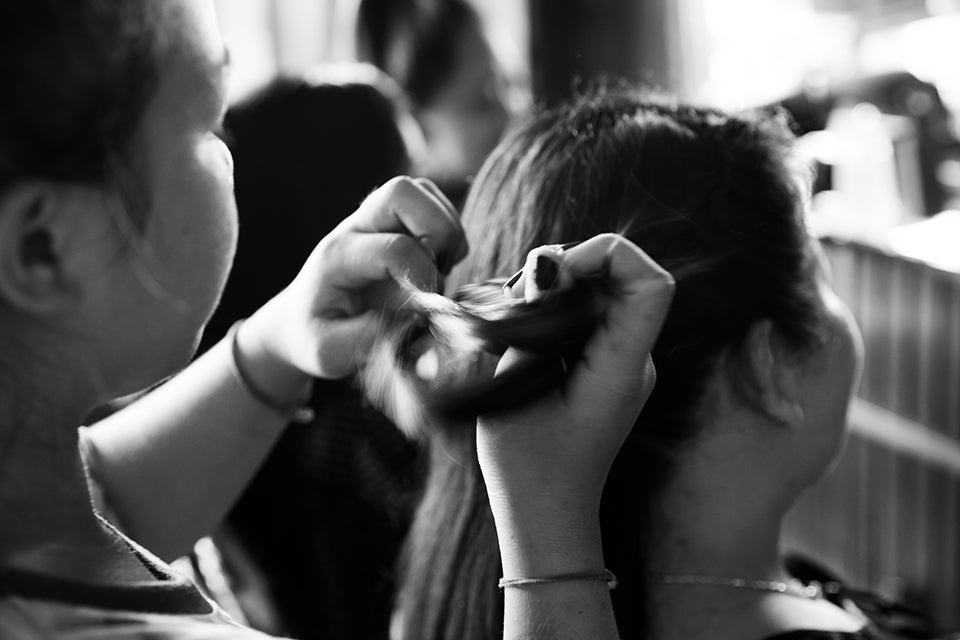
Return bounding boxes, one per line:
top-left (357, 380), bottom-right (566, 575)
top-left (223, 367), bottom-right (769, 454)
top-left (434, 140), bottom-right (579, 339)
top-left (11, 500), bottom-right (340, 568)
top-left (227, 320), bottom-right (315, 424)
top-left (498, 569), bottom-right (618, 590)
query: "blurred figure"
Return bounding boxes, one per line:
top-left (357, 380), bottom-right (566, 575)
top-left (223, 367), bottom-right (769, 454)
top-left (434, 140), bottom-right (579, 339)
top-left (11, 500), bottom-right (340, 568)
top-left (356, 0), bottom-right (511, 205)
top-left (777, 71), bottom-right (959, 216)
top-left (199, 63), bottom-right (424, 640)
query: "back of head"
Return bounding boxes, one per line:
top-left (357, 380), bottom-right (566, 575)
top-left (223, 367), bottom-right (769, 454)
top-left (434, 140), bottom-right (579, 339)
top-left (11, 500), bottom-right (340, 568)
top-left (0, 0), bottom-right (165, 215)
top-left (396, 85), bottom-right (826, 640)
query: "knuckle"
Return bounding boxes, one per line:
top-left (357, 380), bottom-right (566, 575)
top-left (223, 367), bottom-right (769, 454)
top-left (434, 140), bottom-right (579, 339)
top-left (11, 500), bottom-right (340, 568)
top-left (655, 271), bottom-right (676, 293)
top-left (636, 261), bottom-right (675, 296)
top-left (311, 232), bottom-right (341, 263)
top-left (382, 175), bottom-right (416, 199)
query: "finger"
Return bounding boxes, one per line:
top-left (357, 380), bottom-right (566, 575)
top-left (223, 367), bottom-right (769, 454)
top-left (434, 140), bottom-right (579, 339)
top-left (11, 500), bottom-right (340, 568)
top-left (501, 242), bottom-right (576, 300)
top-left (322, 232), bottom-right (438, 292)
top-left (521, 245), bottom-right (572, 302)
top-left (563, 234), bottom-right (674, 346)
top-left (413, 177), bottom-right (459, 220)
top-left (561, 234), bottom-right (674, 395)
top-left (413, 177), bottom-right (469, 271)
top-left (562, 233), bottom-right (672, 301)
top-left (340, 176), bottom-right (466, 262)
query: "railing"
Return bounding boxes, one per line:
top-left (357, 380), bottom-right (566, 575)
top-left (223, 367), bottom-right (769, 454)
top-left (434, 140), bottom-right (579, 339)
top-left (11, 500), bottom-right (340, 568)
top-left (783, 237), bottom-right (960, 626)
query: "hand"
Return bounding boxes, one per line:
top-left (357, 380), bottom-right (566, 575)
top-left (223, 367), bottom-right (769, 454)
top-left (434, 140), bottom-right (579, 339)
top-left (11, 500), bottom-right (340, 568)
top-left (477, 234), bottom-right (673, 570)
top-left (241, 177), bottom-right (467, 384)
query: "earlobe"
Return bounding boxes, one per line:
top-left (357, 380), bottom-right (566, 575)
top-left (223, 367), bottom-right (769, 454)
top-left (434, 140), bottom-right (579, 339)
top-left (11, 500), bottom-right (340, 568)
top-left (0, 182), bottom-right (79, 314)
top-left (742, 319), bottom-right (805, 428)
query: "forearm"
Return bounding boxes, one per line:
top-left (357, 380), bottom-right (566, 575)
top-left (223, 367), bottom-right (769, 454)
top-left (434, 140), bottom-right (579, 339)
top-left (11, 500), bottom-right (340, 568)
top-left (84, 302), bottom-right (310, 561)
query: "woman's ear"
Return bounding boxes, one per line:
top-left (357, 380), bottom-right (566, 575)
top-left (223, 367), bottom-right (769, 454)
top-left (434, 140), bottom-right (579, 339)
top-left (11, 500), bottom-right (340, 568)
top-left (0, 181), bottom-right (86, 314)
top-left (741, 319), bottom-right (805, 428)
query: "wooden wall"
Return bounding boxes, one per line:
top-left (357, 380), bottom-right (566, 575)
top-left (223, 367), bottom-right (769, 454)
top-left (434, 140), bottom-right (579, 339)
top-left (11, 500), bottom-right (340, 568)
top-left (783, 238), bottom-right (960, 626)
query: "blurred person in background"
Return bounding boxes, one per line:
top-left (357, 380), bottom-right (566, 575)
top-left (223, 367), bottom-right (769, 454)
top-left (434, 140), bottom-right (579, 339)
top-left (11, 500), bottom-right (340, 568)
top-left (355, 0), bottom-right (511, 206)
top-left (777, 71), bottom-right (959, 216)
top-left (197, 63), bottom-right (427, 640)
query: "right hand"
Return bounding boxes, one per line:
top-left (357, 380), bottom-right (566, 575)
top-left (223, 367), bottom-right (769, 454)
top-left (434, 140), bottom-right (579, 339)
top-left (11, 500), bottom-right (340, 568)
top-left (477, 234), bottom-right (674, 569)
top-left (241, 176), bottom-right (467, 383)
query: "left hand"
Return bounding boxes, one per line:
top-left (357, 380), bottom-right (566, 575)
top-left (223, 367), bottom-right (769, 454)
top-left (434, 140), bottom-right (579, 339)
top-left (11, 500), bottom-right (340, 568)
top-left (478, 235), bottom-right (673, 570)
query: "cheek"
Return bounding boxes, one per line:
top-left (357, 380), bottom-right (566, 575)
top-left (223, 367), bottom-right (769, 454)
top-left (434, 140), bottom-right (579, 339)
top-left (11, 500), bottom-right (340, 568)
top-left (801, 294), bottom-right (862, 436)
top-left (819, 313), bottom-right (863, 472)
top-left (827, 295), bottom-right (864, 397)
top-left (193, 137), bottom-right (239, 267)
top-left (845, 314), bottom-right (864, 393)
top-left (150, 139), bottom-right (238, 312)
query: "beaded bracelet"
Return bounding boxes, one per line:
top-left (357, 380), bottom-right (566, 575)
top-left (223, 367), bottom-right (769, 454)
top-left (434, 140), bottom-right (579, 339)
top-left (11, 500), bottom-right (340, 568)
top-left (227, 321), bottom-right (315, 424)
top-left (498, 569), bottom-right (619, 590)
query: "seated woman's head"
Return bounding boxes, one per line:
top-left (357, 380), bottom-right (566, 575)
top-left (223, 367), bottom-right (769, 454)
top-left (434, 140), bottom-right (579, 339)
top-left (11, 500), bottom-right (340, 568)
top-left (389, 85), bottom-right (863, 640)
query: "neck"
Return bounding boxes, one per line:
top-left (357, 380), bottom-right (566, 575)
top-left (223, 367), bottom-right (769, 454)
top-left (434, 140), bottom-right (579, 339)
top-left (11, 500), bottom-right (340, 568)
top-left (646, 455), bottom-right (788, 582)
top-left (0, 331), bottom-right (147, 582)
top-left (642, 425), bottom-right (859, 640)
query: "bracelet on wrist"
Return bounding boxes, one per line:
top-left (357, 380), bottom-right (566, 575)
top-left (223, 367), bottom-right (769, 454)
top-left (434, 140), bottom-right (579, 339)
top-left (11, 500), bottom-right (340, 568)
top-left (227, 320), bottom-right (315, 424)
top-left (498, 569), bottom-right (618, 590)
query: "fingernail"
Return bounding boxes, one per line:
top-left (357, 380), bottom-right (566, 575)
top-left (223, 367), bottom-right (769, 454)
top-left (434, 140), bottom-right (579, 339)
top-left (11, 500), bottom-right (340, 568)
top-left (501, 268), bottom-right (523, 294)
top-left (535, 255), bottom-right (558, 290)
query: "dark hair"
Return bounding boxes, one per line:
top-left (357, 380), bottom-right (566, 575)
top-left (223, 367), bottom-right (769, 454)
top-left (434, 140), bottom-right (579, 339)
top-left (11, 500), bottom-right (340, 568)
top-left (387, 86), bottom-right (826, 640)
top-left (355, 0), bottom-right (480, 108)
top-left (0, 0), bottom-right (166, 223)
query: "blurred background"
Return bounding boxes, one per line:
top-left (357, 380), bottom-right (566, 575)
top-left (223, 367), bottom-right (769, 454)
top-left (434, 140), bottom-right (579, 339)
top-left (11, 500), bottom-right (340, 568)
top-left (210, 0), bottom-right (960, 629)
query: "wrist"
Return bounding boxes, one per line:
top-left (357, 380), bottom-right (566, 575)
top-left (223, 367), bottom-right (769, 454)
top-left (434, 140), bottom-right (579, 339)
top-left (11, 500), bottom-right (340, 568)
top-left (491, 501), bottom-right (605, 578)
top-left (232, 314), bottom-right (313, 417)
